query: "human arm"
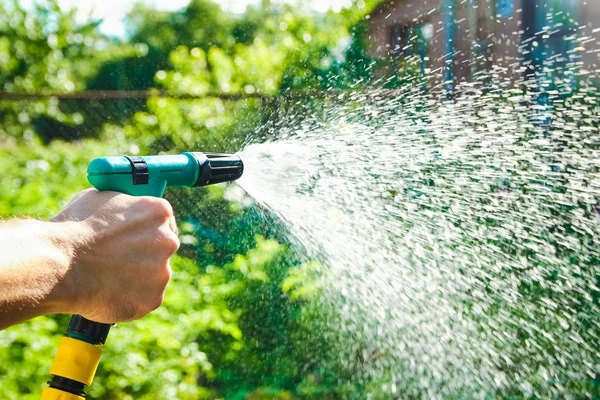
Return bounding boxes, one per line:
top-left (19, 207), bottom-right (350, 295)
top-left (0, 189), bottom-right (180, 330)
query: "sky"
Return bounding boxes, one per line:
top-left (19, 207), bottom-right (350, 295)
top-left (50, 0), bottom-right (352, 37)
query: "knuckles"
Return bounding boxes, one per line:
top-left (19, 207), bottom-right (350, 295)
top-left (120, 291), bottom-right (166, 321)
top-left (165, 233), bottom-right (180, 255)
top-left (109, 271), bottom-right (169, 322)
top-left (153, 227), bottom-right (180, 256)
top-left (145, 197), bottom-right (174, 221)
top-left (147, 292), bottom-right (165, 313)
top-left (157, 261), bottom-right (173, 287)
top-left (121, 305), bottom-right (143, 323)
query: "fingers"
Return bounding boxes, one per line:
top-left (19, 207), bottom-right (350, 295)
top-left (143, 197), bottom-right (179, 237)
top-left (144, 197), bottom-right (180, 255)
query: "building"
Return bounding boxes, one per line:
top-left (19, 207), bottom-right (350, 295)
top-left (365, 0), bottom-right (600, 88)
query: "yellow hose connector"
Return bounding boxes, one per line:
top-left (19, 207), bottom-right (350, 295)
top-left (41, 387), bottom-right (85, 400)
top-left (45, 336), bottom-right (103, 392)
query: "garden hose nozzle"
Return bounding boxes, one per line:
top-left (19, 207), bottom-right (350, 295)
top-left (41, 152), bottom-right (243, 400)
top-left (88, 152), bottom-right (244, 196)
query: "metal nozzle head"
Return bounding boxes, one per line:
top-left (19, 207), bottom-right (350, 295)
top-left (188, 152), bottom-right (244, 186)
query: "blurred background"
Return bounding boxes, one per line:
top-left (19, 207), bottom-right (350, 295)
top-left (0, 0), bottom-right (599, 399)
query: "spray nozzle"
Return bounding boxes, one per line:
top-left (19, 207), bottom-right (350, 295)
top-left (87, 151), bottom-right (244, 197)
top-left (186, 152), bottom-right (244, 186)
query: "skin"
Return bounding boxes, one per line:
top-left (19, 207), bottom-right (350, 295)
top-left (0, 189), bottom-right (180, 330)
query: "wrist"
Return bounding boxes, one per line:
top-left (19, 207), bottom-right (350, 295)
top-left (43, 220), bottom-right (89, 315)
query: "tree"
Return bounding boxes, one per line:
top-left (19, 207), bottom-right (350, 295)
top-left (0, 0), bottom-right (139, 143)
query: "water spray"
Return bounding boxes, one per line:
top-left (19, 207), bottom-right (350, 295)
top-left (41, 152), bottom-right (243, 400)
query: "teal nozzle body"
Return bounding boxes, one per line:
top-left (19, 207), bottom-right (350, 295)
top-left (87, 152), bottom-right (244, 197)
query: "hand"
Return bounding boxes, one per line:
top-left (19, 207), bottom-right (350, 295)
top-left (51, 189), bottom-right (180, 323)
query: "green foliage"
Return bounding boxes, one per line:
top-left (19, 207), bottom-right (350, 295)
top-left (282, 261), bottom-right (326, 301)
top-left (0, 0), bottom-right (140, 142)
top-left (111, 42), bottom-right (280, 154)
top-left (114, 0), bottom-right (376, 96)
top-left (127, 0), bottom-right (231, 54)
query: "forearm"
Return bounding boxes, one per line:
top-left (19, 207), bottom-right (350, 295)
top-left (0, 218), bottom-right (75, 329)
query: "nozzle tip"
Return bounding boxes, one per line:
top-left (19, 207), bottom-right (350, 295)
top-left (187, 152), bottom-right (244, 186)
